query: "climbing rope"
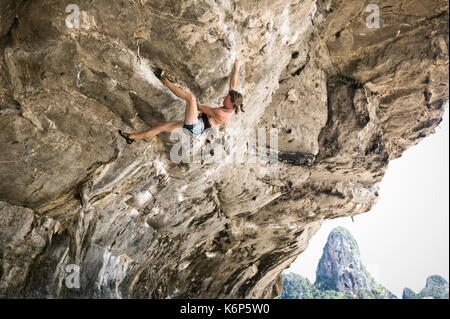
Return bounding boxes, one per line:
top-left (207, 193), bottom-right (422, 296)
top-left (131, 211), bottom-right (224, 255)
top-left (143, 6), bottom-right (205, 25)
top-left (129, 0), bottom-right (205, 26)
top-left (129, 0), bottom-right (204, 72)
top-left (22, 143), bottom-right (29, 161)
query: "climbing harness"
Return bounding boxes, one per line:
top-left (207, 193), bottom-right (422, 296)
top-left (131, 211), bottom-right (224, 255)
top-left (136, 38), bottom-right (142, 64)
top-left (75, 63), bottom-right (83, 87)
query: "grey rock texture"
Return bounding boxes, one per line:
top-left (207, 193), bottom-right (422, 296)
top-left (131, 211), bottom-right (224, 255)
top-left (315, 227), bottom-right (395, 298)
top-left (0, 0), bottom-right (448, 298)
top-left (403, 276), bottom-right (449, 299)
top-left (415, 275), bottom-right (449, 299)
top-left (315, 227), bottom-right (366, 292)
top-left (402, 287), bottom-right (418, 299)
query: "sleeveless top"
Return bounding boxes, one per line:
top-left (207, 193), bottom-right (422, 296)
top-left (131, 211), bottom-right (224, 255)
top-left (208, 107), bottom-right (234, 127)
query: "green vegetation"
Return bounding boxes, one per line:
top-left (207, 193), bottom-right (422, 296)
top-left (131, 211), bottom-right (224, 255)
top-left (416, 275), bottom-right (449, 299)
top-left (279, 272), bottom-right (356, 299)
top-left (278, 227), bottom-right (448, 299)
top-left (279, 272), bottom-right (396, 299)
top-left (314, 274), bottom-right (337, 292)
top-left (364, 272), bottom-right (395, 298)
top-left (330, 226), bottom-right (360, 255)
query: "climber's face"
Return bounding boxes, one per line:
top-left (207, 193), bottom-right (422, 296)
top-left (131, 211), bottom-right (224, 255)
top-left (223, 94), bottom-right (234, 109)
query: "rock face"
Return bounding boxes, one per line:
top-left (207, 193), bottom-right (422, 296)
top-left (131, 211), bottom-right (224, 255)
top-left (422, 275), bottom-right (449, 298)
top-left (315, 227), bottom-right (366, 292)
top-left (402, 287), bottom-right (418, 299)
top-left (420, 275), bottom-right (449, 299)
top-left (0, 0), bottom-right (448, 298)
top-left (314, 227), bottom-right (395, 298)
top-left (403, 275), bottom-right (449, 299)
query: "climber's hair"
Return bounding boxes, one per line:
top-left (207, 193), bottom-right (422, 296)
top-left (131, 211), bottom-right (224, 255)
top-left (229, 90), bottom-right (244, 114)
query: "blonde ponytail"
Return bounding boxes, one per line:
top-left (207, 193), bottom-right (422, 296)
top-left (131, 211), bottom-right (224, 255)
top-left (229, 90), bottom-right (244, 114)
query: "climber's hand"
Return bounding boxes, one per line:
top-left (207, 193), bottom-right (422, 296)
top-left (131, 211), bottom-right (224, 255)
top-left (234, 58), bottom-right (239, 67)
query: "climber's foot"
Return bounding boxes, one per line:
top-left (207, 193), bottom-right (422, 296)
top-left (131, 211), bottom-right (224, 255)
top-left (119, 130), bottom-right (136, 144)
top-left (154, 68), bottom-right (167, 81)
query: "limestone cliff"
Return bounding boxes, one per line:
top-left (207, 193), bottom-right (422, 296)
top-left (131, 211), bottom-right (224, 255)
top-left (403, 275), bottom-right (449, 299)
top-left (0, 0), bottom-right (448, 298)
top-left (315, 227), bottom-right (395, 298)
top-left (279, 227), bottom-right (395, 299)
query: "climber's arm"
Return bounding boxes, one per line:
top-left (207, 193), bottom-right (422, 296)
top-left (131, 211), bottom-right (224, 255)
top-left (229, 58), bottom-right (239, 91)
top-left (197, 104), bottom-right (217, 117)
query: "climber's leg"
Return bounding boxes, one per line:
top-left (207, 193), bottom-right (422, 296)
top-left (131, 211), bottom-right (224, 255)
top-left (159, 77), bottom-right (198, 122)
top-left (162, 78), bottom-right (190, 101)
top-left (183, 94), bottom-right (199, 123)
top-left (130, 121), bottom-right (184, 140)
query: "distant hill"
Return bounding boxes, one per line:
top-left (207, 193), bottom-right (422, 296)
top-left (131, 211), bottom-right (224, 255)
top-left (279, 226), bottom-right (449, 299)
top-left (279, 226), bottom-right (396, 299)
top-left (279, 272), bottom-right (356, 299)
top-left (402, 275), bottom-right (449, 299)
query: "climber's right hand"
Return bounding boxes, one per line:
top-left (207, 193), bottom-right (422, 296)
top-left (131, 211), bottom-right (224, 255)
top-left (154, 68), bottom-right (167, 81)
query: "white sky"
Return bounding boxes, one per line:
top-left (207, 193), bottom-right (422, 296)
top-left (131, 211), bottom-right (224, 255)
top-left (285, 104), bottom-right (449, 298)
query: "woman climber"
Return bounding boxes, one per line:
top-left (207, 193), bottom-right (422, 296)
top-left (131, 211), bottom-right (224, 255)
top-left (119, 58), bottom-right (244, 144)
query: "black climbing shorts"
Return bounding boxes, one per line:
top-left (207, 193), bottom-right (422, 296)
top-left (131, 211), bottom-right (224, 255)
top-left (183, 113), bottom-right (211, 136)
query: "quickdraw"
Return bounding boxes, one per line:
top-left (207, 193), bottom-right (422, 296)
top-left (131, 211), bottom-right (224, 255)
top-left (136, 38), bottom-right (142, 64)
top-left (22, 143), bottom-right (29, 160)
top-left (75, 63), bottom-right (83, 87)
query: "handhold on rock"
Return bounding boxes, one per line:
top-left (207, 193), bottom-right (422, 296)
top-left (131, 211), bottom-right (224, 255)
top-left (119, 130), bottom-right (136, 144)
top-left (154, 68), bottom-right (167, 81)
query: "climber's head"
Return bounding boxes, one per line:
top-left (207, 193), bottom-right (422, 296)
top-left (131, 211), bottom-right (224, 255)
top-left (223, 90), bottom-right (244, 114)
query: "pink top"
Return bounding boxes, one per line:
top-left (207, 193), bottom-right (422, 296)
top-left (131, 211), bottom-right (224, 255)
top-left (209, 107), bottom-right (234, 127)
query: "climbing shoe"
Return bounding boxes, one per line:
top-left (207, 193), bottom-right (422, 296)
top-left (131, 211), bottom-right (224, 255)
top-left (119, 130), bottom-right (136, 144)
top-left (154, 68), bottom-right (167, 81)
